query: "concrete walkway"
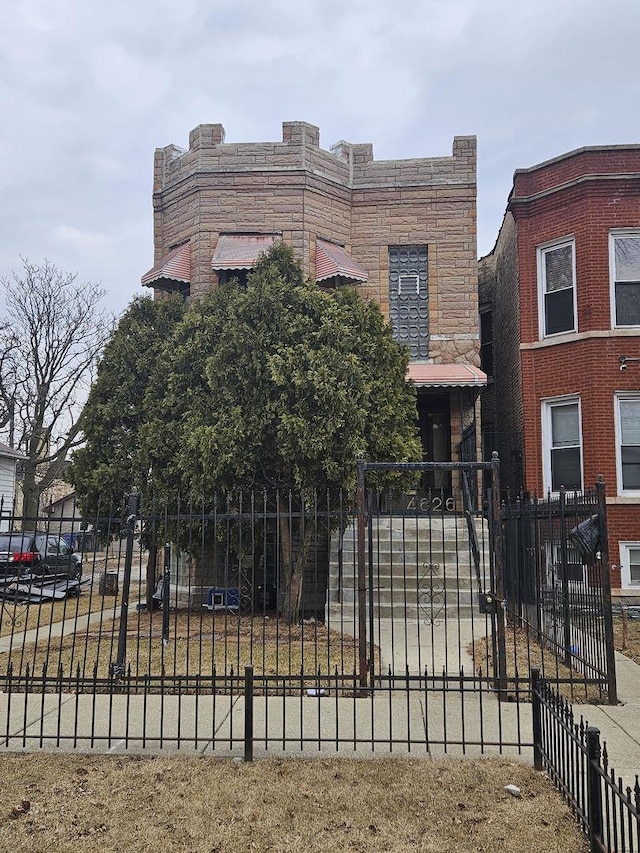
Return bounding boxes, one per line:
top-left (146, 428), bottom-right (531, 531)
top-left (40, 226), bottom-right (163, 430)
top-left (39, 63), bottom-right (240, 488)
top-left (374, 616), bottom-right (640, 789)
top-left (0, 608), bottom-right (116, 654)
top-left (0, 612), bottom-right (639, 791)
top-left (578, 650), bottom-right (640, 790)
top-left (0, 685), bottom-right (531, 760)
top-left (371, 615), bottom-right (479, 674)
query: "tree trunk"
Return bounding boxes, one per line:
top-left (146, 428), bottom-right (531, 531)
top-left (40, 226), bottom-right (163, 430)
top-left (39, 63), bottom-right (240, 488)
top-left (145, 542), bottom-right (158, 609)
top-left (278, 496), bottom-right (312, 625)
top-left (21, 463), bottom-right (40, 523)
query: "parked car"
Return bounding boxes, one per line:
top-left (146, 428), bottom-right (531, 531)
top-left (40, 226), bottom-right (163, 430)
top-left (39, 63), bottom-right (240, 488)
top-left (0, 532), bottom-right (82, 580)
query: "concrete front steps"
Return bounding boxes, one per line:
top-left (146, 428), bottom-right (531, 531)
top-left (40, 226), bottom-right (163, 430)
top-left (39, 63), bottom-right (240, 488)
top-left (326, 514), bottom-right (491, 622)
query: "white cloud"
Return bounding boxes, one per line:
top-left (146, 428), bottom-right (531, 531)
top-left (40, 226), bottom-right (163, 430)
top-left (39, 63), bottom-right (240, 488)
top-left (53, 226), bottom-right (110, 250)
top-left (0, 0), bottom-right (638, 307)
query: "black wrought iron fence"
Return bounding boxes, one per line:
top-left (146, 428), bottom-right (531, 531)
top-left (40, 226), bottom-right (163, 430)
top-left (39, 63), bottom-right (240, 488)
top-left (533, 670), bottom-right (640, 852)
top-left (1, 662), bottom-right (533, 756)
top-left (2, 471), bottom-right (506, 696)
top-left (502, 480), bottom-right (617, 704)
top-left (0, 466), bottom-right (620, 753)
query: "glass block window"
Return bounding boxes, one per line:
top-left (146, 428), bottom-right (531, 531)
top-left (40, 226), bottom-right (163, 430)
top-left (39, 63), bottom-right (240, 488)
top-left (388, 246), bottom-right (428, 359)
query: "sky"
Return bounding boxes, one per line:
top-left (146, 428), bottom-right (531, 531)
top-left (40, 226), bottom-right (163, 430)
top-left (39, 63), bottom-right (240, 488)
top-left (1, 0), bottom-right (639, 316)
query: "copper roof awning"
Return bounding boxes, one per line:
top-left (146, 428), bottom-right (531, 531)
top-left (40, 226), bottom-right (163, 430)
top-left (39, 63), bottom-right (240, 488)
top-left (211, 235), bottom-right (276, 270)
top-left (407, 364), bottom-right (487, 388)
top-left (315, 239), bottom-right (368, 284)
top-left (141, 243), bottom-right (191, 289)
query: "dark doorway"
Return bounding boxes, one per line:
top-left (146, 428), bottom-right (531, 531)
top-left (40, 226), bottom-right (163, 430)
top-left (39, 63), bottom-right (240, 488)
top-left (417, 392), bottom-right (451, 495)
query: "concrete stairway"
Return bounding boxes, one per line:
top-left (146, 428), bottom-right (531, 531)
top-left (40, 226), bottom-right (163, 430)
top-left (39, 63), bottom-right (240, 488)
top-left (325, 514), bottom-right (491, 623)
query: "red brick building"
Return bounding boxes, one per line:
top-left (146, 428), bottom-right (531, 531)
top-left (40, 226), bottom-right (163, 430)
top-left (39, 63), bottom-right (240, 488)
top-left (142, 122), bottom-right (484, 498)
top-left (480, 145), bottom-right (640, 598)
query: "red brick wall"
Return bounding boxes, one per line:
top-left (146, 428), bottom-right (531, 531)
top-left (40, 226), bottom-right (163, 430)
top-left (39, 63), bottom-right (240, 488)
top-left (513, 146), bottom-right (640, 198)
top-left (488, 146), bottom-right (640, 590)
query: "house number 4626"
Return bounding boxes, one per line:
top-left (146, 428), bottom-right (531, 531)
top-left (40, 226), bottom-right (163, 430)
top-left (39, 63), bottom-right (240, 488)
top-left (406, 496), bottom-right (456, 512)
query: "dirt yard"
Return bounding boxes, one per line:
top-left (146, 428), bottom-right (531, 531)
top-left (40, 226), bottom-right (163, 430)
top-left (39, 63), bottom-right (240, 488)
top-left (614, 611), bottom-right (640, 665)
top-left (0, 754), bottom-right (587, 852)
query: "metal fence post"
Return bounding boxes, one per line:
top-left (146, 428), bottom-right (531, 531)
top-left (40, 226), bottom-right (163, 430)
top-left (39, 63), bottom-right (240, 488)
top-left (356, 457), bottom-right (368, 692)
top-left (587, 726), bottom-right (603, 852)
top-left (161, 543), bottom-right (170, 647)
top-left (559, 487), bottom-right (573, 669)
top-left (367, 488), bottom-right (375, 684)
top-left (112, 492), bottom-right (140, 679)
top-left (244, 665), bottom-right (254, 762)
top-left (531, 668), bottom-right (543, 771)
top-left (490, 453), bottom-right (508, 699)
top-left (596, 476), bottom-right (618, 705)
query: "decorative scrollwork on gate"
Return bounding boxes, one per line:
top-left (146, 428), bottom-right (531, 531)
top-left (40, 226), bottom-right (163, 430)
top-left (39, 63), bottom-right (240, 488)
top-left (1, 601), bottom-right (27, 630)
top-left (418, 563), bottom-right (445, 626)
top-left (237, 562), bottom-right (254, 612)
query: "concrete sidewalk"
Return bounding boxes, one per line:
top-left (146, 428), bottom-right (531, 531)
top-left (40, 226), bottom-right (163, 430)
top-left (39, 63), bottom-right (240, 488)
top-left (373, 616), bottom-right (640, 788)
top-left (0, 607), bottom-right (115, 654)
top-left (0, 613), bottom-right (639, 792)
top-left (0, 687), bottom-right (532, 761)
top-left (578, 650), bottom-right (640, 790)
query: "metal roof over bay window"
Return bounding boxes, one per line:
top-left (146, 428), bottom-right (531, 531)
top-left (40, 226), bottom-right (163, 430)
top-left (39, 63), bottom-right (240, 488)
top-left (141, 243), bottom-right (191, 291)
top-left (211, 235), bottom-right (277, 270)
top-left (315, 239), bottom-right (368, 284)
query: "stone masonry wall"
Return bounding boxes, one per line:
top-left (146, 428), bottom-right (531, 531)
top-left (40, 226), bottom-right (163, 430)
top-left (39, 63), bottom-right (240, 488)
top-left (150, 122), bottom-right (478, 365)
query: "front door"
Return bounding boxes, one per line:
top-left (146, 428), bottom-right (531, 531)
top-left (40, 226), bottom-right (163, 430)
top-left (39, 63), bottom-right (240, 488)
top-left (417, 392), bottom-right (451, 496)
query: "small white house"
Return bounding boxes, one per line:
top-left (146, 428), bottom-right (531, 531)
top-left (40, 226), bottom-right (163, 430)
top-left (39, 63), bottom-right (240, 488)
top-left (45, 490), bottom-right (82, 534)
top-left (0, 441), bottom-right (26, 532)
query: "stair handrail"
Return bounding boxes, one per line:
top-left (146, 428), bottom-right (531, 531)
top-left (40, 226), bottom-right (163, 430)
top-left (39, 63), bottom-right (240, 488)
top-left (462, 470), bottom-right (483, 593)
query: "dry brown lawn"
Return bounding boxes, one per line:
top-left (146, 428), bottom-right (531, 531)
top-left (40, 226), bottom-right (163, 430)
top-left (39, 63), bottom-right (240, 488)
top-left (9, 612), bottom-right (373, 684)
top-left (468, 628), bottom-right (608, 704)
top-left (613, 611), bottom-right (640, 665)
top-left (0, 754), bottom-right (588, 852)
top-left (469, 613), bottom-right (640, 704)
top-left (0, 592), bottom-right (107, 636)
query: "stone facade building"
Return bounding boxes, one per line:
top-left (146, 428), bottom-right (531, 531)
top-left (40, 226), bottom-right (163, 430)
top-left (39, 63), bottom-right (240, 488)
top-left (142, 121), bottom-right (484, 497)
top-left (480, 145), bottom-right (640, 598)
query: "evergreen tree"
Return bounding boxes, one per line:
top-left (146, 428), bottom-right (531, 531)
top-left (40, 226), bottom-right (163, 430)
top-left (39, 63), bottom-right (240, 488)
top-left (73, 244), bottom-right (421, 621)
top-left (70, 294), bottom-right (186, 516)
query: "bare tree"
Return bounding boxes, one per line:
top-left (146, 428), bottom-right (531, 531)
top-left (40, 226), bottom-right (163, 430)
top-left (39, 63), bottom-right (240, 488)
top-left (0, 259), bottom-right (112, 519)
top-left (0, 321), bottom-right (20, 444)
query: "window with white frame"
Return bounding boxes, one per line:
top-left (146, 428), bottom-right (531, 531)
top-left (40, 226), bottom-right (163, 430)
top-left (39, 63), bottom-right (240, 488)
top-left (615, 394), bottom-right (640, 493)
top-left (619, 543), bottom-right (640, 588)
top-left (538, 239), bottom-right (576, 337)
top-left (611, 231), bottom-right (640, 327)
top-left (542, 397), bottom-right (583, 492)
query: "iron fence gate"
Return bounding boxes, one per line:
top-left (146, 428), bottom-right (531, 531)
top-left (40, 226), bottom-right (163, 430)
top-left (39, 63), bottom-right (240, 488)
top-left (0, 458), bottom-right (617, 753)
top-left (502, 479), bottom-right (617, 705)
top-left (352, 456), bottom-right (506, 694)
